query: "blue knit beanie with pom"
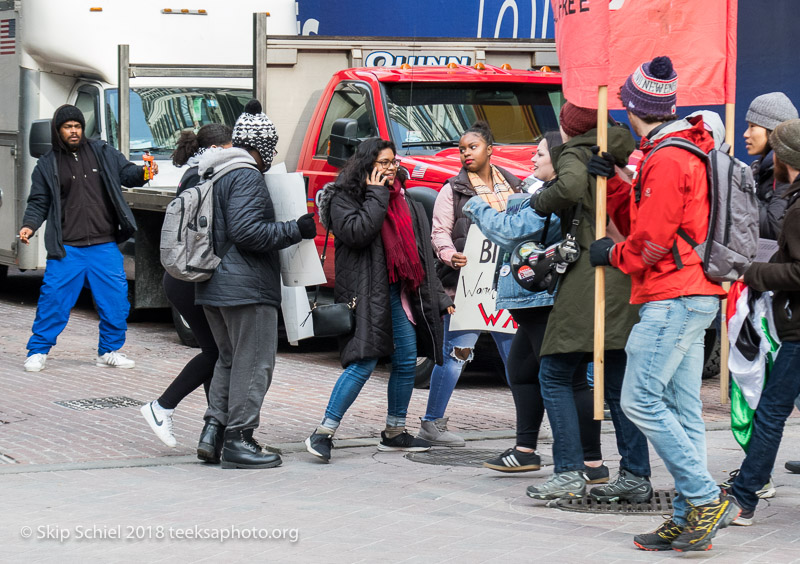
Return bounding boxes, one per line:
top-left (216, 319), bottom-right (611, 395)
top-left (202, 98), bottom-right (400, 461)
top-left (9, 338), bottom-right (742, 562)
top-left (620, 56), bottom-right (678, 118)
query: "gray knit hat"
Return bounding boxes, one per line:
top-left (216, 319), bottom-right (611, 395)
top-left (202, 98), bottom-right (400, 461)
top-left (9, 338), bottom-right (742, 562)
top-left (232, 99), bottom-right (278, 169)
top-left (745, 92), bottom-right (798, 131)
top-left (770, 118), bottom-right (800, 169)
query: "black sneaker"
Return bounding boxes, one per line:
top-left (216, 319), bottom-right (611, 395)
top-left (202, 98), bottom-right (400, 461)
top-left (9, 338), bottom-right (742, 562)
top-left (589, 468), bottom-right (653, 503)
top-left (671, 494), bottom-right (740, 552)
top-left (377, 430), bottom-right (431, 452)
top-left (483, 448), bottom-right (541, 473)
top-left (305, 432), bottom-right (333, 462)
top-left (584, 463), bottom-right (610, 484)
top-left (786, 460), bottom-right (800, 474)
top-left (633, 519), bottom-right (684, 551)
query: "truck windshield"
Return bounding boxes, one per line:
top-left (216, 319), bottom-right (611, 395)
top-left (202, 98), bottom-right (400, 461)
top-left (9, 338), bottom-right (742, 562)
top-left (383, 83), bottom-right (563, 153)
top-left (104, 88), bottom-right (252, 156)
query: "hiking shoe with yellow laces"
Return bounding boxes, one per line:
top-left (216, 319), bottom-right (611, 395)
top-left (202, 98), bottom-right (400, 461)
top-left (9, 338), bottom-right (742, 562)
top-left (671, 495), bottom-right (740, 552)
top-left (633, 518), bottom-right (684, 551)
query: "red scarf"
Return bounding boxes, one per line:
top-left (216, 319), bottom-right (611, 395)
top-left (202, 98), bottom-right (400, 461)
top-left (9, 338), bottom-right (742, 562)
top-left (381, 180), bottom-right (425, 291)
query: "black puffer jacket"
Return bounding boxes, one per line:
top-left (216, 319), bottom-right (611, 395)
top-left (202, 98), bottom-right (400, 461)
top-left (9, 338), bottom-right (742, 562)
top-left (321, 181), bottom-right (452, 368)
top-left (22, 138), bottom-right (144, 259)
top-left (194, 147), bottom-right (302, 307)
top-left (753, 151), bottom-right (793, 239)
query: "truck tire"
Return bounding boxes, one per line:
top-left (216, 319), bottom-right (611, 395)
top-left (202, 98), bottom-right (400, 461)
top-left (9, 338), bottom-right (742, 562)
top-left (414, 357), bottom-right (435, 389)
top-left (171, 305), bottom-right (199, 348)
top-left (0, 265), bottom-right (7, 286)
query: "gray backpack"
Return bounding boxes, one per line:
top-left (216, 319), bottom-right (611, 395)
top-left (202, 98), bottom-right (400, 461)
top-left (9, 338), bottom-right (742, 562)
top-left (160, 162), bottom-right (256, 282)
top-left (636, 138), bottom-right (758, 282)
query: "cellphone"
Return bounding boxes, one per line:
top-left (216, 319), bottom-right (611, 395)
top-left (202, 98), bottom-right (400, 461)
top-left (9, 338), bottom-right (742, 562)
top-left (370, 166), bottom-right (384, 185)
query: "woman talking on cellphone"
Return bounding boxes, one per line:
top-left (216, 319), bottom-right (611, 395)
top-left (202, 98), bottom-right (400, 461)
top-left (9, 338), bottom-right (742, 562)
top-left (305, 138), bottom-right (453, 463)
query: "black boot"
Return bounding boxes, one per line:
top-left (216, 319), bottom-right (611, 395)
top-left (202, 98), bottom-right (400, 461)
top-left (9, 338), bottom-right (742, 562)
top-left (197, 418), bottom-right (225, 464)
top-left (221, 429), bottom-right (282, 469)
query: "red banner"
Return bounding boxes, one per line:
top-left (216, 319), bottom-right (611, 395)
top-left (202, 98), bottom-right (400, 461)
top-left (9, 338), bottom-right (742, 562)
top-left (552, 0), bottom-right (738, 109)
top-left (550, 0), bottom-right (610, 109)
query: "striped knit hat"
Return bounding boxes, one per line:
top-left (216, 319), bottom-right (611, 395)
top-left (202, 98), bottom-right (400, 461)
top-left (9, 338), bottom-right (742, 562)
top-left (620, 56), bottom-right (678, 118)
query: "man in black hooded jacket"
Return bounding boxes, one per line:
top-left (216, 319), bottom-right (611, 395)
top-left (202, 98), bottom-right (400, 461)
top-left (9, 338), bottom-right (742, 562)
top-left (19, 104), bottom-right (153, 373)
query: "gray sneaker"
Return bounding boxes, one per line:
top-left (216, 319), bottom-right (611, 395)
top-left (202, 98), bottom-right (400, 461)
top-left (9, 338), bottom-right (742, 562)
top-left (589, 468), bottom-right (653, 503)
top-left (417, 417), bottom-right (465, 447)
top-left (526, 471), bottom-right (586, 500)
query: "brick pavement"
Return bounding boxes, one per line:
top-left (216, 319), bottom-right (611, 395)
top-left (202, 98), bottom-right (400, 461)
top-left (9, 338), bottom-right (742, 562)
top-left (0, 270), bottom-right (744, 467)
top-left (3, 269), bottom-right (800, 562)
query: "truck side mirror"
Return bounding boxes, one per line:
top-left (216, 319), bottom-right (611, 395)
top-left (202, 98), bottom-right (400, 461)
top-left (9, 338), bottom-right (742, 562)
top-left (29, 120), bottom-right (52, 158)
top-left (327, 118), bottom-right (360, 168)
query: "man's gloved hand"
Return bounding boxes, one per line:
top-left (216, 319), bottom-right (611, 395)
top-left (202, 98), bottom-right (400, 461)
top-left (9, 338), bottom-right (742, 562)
top-left (529, 188), bottom-right (548, 217)
top-left (297, 212), bottom-right (317, 240)
top-left (589, 236), bottom-right (615, 267)
top-left (587, 145), bottom-right (616, 178)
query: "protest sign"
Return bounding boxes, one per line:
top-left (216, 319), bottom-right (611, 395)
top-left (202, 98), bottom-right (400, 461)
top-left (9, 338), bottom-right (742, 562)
top-left (281, 283), bottom-right (314, 344)
top-left (449, 224), bottom-right (516, 334)
top-left (263, 171), bottom-right (326, 287)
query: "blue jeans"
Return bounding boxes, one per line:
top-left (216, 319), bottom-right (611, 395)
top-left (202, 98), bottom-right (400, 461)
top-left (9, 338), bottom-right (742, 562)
top-left (423, 314), bottom-right (513, 421)
top-left (621, 295), bottom-right (720, 525)
top-left (322, 283), bottom-right (417, 429)
top-left (27, 243), bottom-right (129, 356)
top-left (539, 349), bottom-right (650, 475)
top-left (732, 340), bottom-right (800, 512)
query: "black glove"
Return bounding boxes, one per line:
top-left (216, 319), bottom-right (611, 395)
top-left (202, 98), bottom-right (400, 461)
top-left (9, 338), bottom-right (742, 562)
top-left (589, 237), bottom-right (615, 267)
top-left (296, 212), bottom-right (316, 240)
top-left (587, 145), bottom-right (616, 178)
top-left (529, 188), bottom-right (548, 217)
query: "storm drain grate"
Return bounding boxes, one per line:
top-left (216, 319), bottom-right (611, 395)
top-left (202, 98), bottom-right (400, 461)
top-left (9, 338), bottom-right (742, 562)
top-left (553, 489), bottom-right (675, 514)
top-left (54, 397), bottom-right (145, 411)
top-left (406, 449), bottom-right (512, 468)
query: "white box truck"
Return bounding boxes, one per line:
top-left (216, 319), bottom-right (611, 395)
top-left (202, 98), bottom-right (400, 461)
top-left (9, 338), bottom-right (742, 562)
top-left (0, 0), bottom-right (297, 317)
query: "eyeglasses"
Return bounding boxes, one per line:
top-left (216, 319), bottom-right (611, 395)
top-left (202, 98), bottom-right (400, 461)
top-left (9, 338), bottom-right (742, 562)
top-left (375, 159), bottom-right (400, 169)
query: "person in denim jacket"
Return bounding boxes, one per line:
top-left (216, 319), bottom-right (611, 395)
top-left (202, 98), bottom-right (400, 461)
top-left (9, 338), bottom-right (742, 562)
top-left (463, 132), bottom-right (606, 479)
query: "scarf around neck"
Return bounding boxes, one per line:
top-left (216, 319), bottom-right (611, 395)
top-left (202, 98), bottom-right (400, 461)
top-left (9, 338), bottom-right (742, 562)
top-left (380, 180), bottom-right (425, 291)
top-left (467, 165), bottom-right (513, 211)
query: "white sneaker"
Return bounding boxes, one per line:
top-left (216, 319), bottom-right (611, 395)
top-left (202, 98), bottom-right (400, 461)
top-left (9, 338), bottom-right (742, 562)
top-left (24, 353), bottom-right (47, 372)
top-left (96, 351), bottom-right (135, 368)
top-left (140, 401), bottom-right (176, 447)
top-left (757, 479), bottom-right (776, 499)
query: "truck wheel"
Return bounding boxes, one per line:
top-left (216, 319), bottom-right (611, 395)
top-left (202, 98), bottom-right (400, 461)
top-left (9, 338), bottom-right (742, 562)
top-left (702, 327), bottom-right (720, 379)
top-left (171, 306), bottom-right (199, 348)
top-left (414, 357), bottom-right (435, 389)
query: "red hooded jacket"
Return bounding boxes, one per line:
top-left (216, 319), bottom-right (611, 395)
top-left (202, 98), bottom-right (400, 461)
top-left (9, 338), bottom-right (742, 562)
top-left (607, 117), bottom-right (727, 304)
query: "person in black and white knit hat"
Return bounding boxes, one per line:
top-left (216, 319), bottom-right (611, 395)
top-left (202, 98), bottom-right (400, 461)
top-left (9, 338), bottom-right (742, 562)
top-left (232, 99), bottom-right (278, 172)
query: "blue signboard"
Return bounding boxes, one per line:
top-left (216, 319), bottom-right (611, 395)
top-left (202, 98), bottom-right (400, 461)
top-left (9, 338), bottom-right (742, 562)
top-left (297, 0), bottom-right (555, 39)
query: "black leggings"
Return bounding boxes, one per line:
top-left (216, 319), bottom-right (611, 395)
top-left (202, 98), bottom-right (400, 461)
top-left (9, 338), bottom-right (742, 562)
top-left (157, 273), bottom-right (219, 409)
top-left (507, 307), bottom-right (602, 461)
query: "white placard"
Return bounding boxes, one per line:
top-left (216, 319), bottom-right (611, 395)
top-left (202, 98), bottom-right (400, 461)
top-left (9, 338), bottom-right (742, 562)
top-left (449, 224), bottom-right (517, 334)
top-left (280, 283), bottom-right (314, 344)
top-left (263, 171), bottom-right (327, 287)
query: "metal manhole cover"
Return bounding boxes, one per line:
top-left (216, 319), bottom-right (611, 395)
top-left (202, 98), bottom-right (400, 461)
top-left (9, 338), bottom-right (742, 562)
top-left (54, 397), bottom-right (145, 411)
top-left (553, 489), bottom-right (675, 514)
top-left (406, 449), bottom-right (551, 468)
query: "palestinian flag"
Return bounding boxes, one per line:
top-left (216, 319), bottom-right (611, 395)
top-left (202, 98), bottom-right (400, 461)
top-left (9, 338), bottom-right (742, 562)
top-left (726, 281), bottom-right (781, 451)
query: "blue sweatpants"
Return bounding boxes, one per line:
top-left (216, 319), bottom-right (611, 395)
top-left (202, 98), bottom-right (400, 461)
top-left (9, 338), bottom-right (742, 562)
top-left (27, 242), bottom-right (129, 356)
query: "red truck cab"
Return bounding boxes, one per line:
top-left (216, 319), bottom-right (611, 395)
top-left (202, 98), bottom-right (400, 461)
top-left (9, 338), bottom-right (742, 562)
top-left (294, 63), bottom-right (563, 281)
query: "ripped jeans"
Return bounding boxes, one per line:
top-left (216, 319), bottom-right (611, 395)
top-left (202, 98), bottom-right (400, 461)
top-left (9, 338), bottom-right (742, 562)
top-left (422, 313), bottom-right (513, 421)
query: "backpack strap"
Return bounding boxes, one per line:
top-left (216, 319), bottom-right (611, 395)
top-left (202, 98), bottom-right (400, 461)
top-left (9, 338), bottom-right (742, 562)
top-left (204, 161), bottom-right (260, 259)
top-left (634, 137), bottom-right (709, 269)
